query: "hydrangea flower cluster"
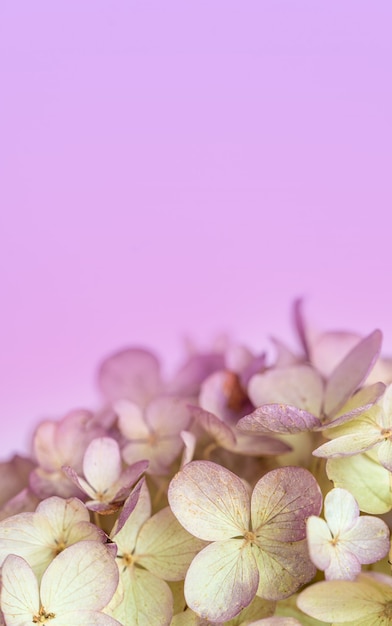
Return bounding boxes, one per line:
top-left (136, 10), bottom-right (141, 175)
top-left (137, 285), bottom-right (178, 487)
top-left (2, 300), bottom-right (392, 625)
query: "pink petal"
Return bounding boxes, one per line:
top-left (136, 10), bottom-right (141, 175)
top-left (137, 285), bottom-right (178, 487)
top-left (238, 404), bottom-right (321, 434)
top-left (324, 330), bottom-right (382, 418)
top-left (83, 438), bottom-right (122, 494)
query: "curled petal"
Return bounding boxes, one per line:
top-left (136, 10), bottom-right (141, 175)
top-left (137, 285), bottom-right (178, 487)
top-left (238, 405), bottom-right (321, 435)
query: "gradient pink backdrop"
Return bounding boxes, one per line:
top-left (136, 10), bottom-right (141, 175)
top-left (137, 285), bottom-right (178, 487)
top-left (0, 1), bottom-right (391, 457)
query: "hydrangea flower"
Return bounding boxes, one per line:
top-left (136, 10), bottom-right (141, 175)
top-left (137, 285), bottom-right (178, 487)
top-left (0, 496), bottom-right (105, 580)
top-left (306, 487), bottom-right (390, 579)
top-left (0, 540), bottom-right (120, 625)
top-left (62, 436), bottom-right (148, 513)
top-left (168, 461), bottom-right (322, 622)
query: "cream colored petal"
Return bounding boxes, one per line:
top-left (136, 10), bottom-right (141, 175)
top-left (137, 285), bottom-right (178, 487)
top-left (1, 555), bottom-right (40, 626)
top-left (169, 461), bottom-right (250, 541)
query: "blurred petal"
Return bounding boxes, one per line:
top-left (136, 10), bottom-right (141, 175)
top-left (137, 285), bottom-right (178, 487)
top-left (83, 438), bottom-right (122, 494)
top-left (248, 366), bottom-right (323, 416)
top-left (324, 330), bottom-right (382, 418)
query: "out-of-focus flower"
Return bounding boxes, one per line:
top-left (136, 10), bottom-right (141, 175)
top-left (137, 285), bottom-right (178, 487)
top-left (63, 436), bottom-right (148, 513)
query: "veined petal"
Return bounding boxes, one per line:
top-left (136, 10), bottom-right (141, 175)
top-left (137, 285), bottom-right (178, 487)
top-left (251, 467), bottom-right (322, 542)
top-left (323, 488), bottom-right (359, 536)
top-left (238, 405), bottom-right (321, 435)
top-left (326, 453), bottom-right (392, 514)
top-left (136, 507), bottom-right (206, 581)
top-left (83, 438), bottom-right (122, 494)
top-left (313, 431), bottom-right (381, 458)
top-left (52, 612), bottom-right (121, 626)
top-left (111, 480), bottom-right (151, 552)
top-left (254, 539), bottom-right (316, 600)
top-left (41, 541), bottom-right (119, 613)
top-left (377, 438), bottom-right (392, 471)
top-left (1, 555), bottom-right (40, 625)
top-left (343, 516), bottom-right (390, 564)
top-left (188, 405), bottom-right (237, 448)
top-left (184, 539), bottom-right (259, 622)
top-left (306, 516), bottom-right (333, 571)
top-left (168, 461), bottom-right (250, 540)
top-left (114, 567), bottom-right (173, 626)
top-left (297, 577), bottom-right (390, 622)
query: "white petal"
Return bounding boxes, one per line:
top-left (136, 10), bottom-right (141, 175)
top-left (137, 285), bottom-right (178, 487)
top-left (1, 555), bottom-right (39, 625)
top-left (83, 438), bottom-right (122, 494)
top-left (168, 461), bottom-right (250, 541)
top-left (114, 567), bottom-right (172, 626)
top-left (323, 488), bottom-right (359, 536)
top-left (40, 541), bottom-right (119, 613)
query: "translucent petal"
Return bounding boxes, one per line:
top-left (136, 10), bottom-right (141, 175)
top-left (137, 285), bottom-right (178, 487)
top-left (251, 467), bottom-right (322, 542)
top-left (324, 329), bottom-right (382, 418)
top-left (254, 539), bottom-right (316, 600)
top-left (306, 516), bottom-right (333, 571)
top-left (168, 461), bottom-right (250, 541)
top-left (184, 539), bottom-right (259, 622)
top-left (322, 383), bottom-right (385, 429)
top-left (112, 480), bottom-right (151, 552)
top-left (41, 541), bottom-right (119, 613)
top-left (238, 404), bottom-right (321, 434)
top-left (52, 612), bottom-right (121, 626)
top-left (83, 438), bottom-right (122, 494)
top-left (313, 431), bottom-right (381, 458)
top-left (136, 507), bottom-right (206, 580)
top-left (326, 453), bottom-right (392, 514)
top-left (97, 347), bottom-right (162, 407)
top-left (342, 516), bottom-right (390, 564)
top-left (377, 438), bottom-right (392, 471)
top-left (248, 366), bottom-right (323, 416)
top-left (114, 567), bottom-right (172, 626)
top-left (1, 555), bottom-right (39, 625)
top-left (323, 488), bottom-right (359, 536)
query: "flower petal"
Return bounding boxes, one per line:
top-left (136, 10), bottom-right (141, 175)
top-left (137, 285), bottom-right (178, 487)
top-left (252, 467), bottom-right (322, 542)
top-left (168, 461), bottom-right (250, 541)
top-left (184, 539), bottom-right (259, 622)
top-left (313, 431), bottom-right (381, 458)
top-left (41, 541), bottom-right (119, 613)
top-left (323, 488), bottom-right (359, 536)
top-left (324, 329), bottom-right (382, 418)
top-left (1, 555), bottom-right (39, 625)
top-left (83, 438), bottom-right (122, 495)
top-left (238, 405), bottom-right (321, 434)
top-left (114, 567), bottom-right (173, 626)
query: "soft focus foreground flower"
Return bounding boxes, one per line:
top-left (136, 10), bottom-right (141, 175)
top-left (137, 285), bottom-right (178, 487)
top-left (1, 540), bottom-right (120, 625)
top-left (168, 461), bottom-right (322, 622)
top-left (306, 487), bottom-right (390, 579)
top-left (297, 572), bottom-right (392, 625)
top-left (0, 496), bottom-right (105, 580)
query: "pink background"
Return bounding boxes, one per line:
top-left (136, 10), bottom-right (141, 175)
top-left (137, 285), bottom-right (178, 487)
top-left (1, 1), bottom-right (391, 457)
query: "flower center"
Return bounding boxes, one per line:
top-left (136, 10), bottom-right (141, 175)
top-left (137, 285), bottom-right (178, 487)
top-left (243, 530), bottom-right (257, 544)
top-left (32, 606), bottom-right (55, 623)
top-left (383, 600), bottom-right (392, 618)
top-left (381, 428), bottom-right (392, 440)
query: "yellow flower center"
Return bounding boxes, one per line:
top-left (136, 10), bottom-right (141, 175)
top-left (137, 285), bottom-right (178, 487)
top-left (32, 606), bottom-right (55, 623)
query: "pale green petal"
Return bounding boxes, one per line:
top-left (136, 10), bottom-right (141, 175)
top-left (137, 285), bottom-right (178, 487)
top-left (254, 540), bottom-right (316, 600)
top-left (297, 579), bottom-right (387, 622)
top-left (184, 539), bottom-right (259, 622)
top-left (136, 506), bottom-right (206, 580)
top-left (169, 461), bottom-right (250, 541)
top-left (313, 432), bottom-right (381, 458)
top-left (275, 594), bottom-right (327, 625)
top-left (111, 480), bottom-right (151, 553)
top-left (326, 453), bottom-right (392, 514)
top-left (114, 566), bottom-right (173, 626)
